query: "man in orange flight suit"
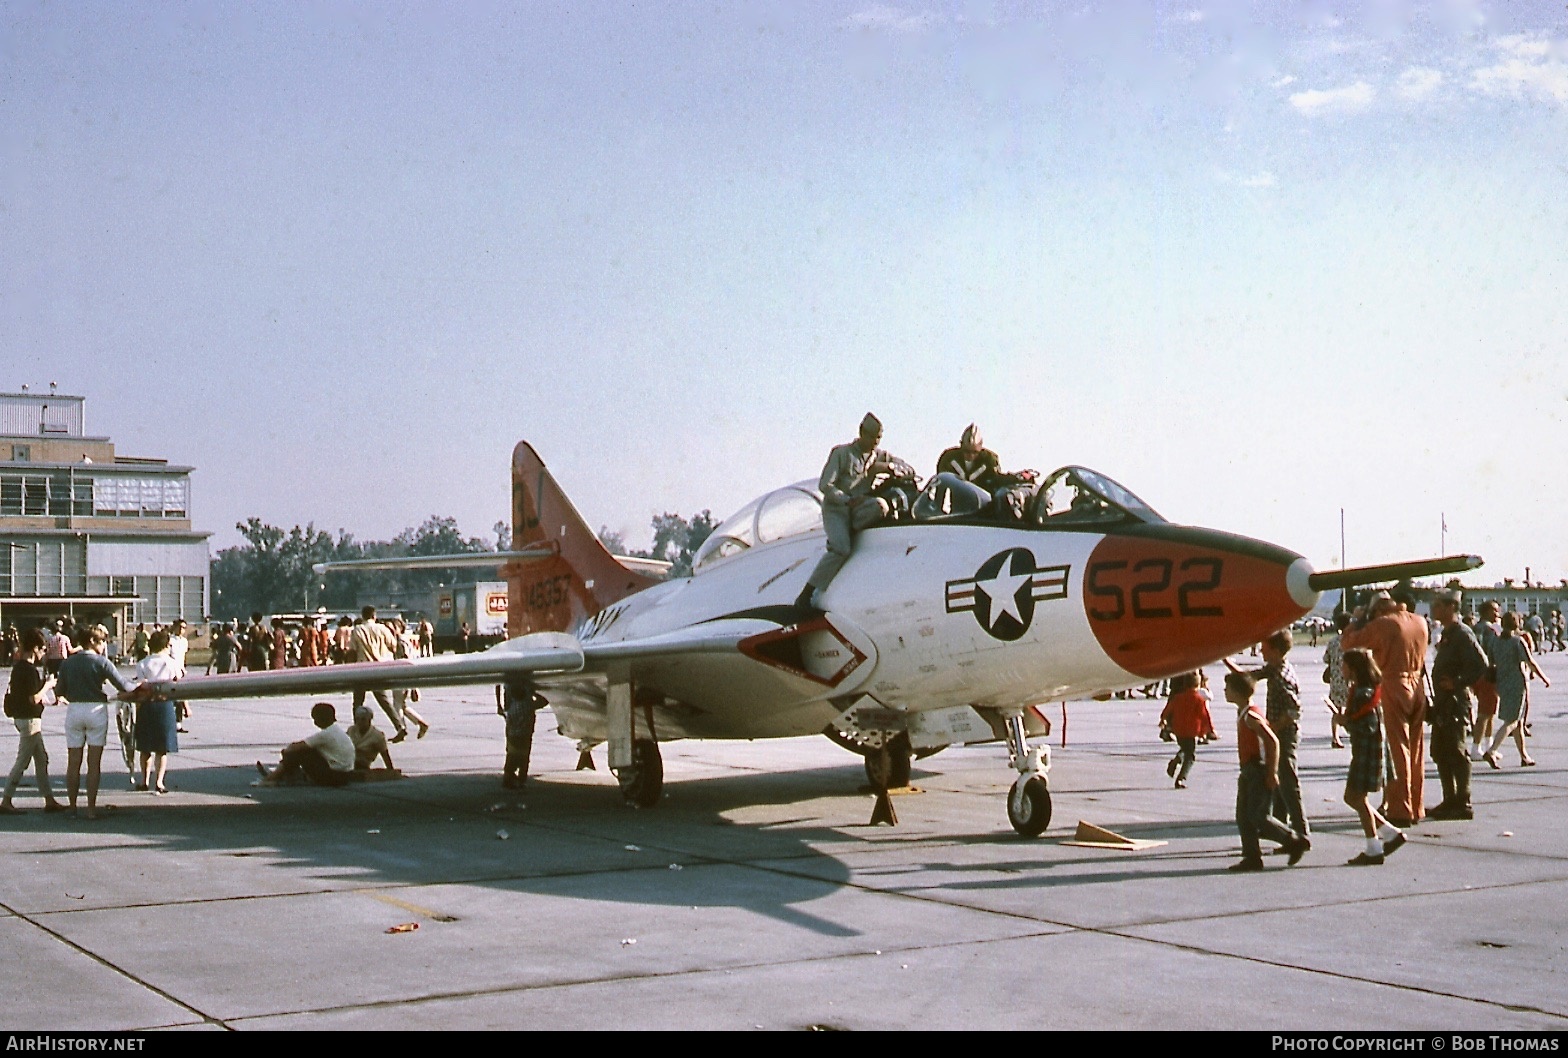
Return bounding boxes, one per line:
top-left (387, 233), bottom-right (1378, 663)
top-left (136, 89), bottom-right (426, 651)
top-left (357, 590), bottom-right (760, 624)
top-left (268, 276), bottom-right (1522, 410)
top-left (1340, 589), bottom-right (1430, 826)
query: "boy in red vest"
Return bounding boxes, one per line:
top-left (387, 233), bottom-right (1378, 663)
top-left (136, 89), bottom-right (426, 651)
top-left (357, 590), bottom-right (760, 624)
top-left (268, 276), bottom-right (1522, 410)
top-left (1227, 671), bottom-right (1310, 872)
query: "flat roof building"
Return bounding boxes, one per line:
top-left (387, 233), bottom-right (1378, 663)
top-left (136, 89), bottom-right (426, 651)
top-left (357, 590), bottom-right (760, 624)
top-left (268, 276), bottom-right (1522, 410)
top-left (0, 387), bottom-right (210, 637)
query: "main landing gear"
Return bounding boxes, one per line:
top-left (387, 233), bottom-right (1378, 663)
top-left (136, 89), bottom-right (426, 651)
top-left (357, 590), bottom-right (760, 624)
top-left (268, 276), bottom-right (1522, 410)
top-left (864, 731), bottom-right (913, 791)
top-left (1002, 710), bottom-right (1052, 837)
top-left (614, 738), bottom-right (663, 809)
top-left (825, 726), bottom-right (914, 825)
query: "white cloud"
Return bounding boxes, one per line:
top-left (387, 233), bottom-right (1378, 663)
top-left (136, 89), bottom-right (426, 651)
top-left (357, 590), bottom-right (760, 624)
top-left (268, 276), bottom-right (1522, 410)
top-left (1271, 75), bottom-right (1297, 89)
top-left (1175, 9), bottom-right (1205, 23)
top-left (1471, 34), bottom-right (1568, 106)
top-left (841, 6), bottom-right (938, 33)
top-left (1288, 81), bottom-right (1376, 116)
top-left (1213, 168), bottom-right (1279, 189)
top-left (1495, 34), bottom-right (1552, 59)
top-left (1395, 66), bottom-right (1443, 102)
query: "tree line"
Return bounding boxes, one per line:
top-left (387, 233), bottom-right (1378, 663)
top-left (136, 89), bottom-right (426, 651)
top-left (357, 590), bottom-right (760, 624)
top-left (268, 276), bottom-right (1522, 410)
top-left (211, 511), bottom-right (717, 619)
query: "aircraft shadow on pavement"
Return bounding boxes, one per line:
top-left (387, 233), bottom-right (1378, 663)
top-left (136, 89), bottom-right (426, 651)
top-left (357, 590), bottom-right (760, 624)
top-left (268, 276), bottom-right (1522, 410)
top-left (0, 760), bottom-right (963, 938)
top-left (3, 757), bottom-right (1389, 934)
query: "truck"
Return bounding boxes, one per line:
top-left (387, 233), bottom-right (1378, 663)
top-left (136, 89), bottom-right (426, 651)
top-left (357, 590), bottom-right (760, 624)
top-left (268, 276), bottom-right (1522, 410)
top-left (429, 581), bottom-right (509, 653)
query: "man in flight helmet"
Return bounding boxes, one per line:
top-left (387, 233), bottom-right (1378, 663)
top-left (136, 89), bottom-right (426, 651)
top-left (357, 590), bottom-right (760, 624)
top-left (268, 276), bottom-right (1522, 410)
top-left (935, 424), bottom-right (1038, 521)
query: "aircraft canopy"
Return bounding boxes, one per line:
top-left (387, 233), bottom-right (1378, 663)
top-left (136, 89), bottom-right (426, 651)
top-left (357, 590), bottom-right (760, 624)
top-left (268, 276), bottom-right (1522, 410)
top-left (1031, 466), bottom-right (1166, 526)
top-left (691, 465), bottom-right (1164, 574)
top-left (692, 481), bottom-right (824, 573)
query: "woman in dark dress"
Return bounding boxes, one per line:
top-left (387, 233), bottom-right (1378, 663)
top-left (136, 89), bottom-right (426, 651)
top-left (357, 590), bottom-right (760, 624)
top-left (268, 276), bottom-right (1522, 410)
top-left (133, 629), bottom-right (180, 793)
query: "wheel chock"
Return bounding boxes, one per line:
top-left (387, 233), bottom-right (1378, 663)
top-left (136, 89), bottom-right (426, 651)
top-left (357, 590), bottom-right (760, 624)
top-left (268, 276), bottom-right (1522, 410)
top-left (868, 790), bottom-right (898, 826)
top-left (1062, 820), bottom-right (1167, 850)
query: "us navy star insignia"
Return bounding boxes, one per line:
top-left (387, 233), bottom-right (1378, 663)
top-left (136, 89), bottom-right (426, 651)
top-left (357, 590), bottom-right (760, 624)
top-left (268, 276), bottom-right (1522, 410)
top-left (945, 548), bottom-right (1070, 641)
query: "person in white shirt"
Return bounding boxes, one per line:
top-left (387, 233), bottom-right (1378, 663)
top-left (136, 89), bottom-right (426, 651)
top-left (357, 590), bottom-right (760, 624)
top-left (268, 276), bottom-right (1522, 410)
top-left (167, 618), bottom-right (192, 731)
top-left (256, 703), bottom-right (355, 787)
top-left (133, 630), bottom-right (181, 793)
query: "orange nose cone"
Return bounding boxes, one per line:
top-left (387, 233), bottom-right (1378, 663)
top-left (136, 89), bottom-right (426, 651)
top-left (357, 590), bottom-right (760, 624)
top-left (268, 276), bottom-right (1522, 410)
top-left (1083, 527), bottom-right (1319, 681)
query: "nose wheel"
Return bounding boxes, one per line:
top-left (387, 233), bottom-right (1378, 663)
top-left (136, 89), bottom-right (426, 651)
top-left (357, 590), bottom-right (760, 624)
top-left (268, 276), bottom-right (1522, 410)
top-left (1007, 775), bottom-right (1053, 837)
top-left (614, 738), bottom-right (664, 808)
top-left (1002, 710), bottom-right (1052, 836)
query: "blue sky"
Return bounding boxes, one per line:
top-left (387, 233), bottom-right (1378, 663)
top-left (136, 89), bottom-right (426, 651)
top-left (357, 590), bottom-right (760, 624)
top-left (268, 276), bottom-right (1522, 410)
top-left (4, 1), bottom-right (1566, 583)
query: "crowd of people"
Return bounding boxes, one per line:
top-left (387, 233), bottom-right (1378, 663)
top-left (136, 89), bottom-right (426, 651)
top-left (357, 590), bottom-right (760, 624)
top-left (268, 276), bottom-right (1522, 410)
top-left (197, 612), bottom-right (436, 675)
top-left (0, 605), bottom-right (470, 814)
top-left (1161, 586), bottom-right (1555, 871)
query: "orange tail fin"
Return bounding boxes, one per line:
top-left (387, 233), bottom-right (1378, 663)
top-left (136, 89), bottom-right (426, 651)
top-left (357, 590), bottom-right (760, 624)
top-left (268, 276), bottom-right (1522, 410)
top-left (506, 442), bottom-right (664, 635)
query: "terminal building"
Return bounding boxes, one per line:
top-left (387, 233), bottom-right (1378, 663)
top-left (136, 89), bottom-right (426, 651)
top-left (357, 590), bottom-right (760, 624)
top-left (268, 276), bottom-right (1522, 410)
top-left (0, 387), bottom-right (210, 638)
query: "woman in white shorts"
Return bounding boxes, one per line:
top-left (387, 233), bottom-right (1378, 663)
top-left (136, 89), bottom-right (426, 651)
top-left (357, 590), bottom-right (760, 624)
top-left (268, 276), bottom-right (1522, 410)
top-left (55, 626), bottom-right (134, 819)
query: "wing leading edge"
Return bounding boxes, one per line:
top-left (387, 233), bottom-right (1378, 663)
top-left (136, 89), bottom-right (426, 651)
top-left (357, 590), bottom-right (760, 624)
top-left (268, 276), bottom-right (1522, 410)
top-left (137, 633), bottom-right (586, 701)
top-left (136, 623), bottom-right (774, 703)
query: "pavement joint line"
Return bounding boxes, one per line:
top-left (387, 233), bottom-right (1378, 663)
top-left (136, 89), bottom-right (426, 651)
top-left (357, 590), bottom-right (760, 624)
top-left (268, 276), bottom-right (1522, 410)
top-left (24, 856), bottom-right (776, 919)
top-left (211, 915), bottom-right (1568, 1029)
top-left (696, 848), bottom-right (1568, 1025)
top-left (865, 863), bottom-right (1568, 932)
top-left (22, 832), bottom-right (1568, 924)
top-left (1089, 925), bottom-right (1568, 1024)
top-left (0, 897), bottom-right (232, 1031)
top-left (214, 928), bottom-right (1077, 1025)
top-left (710, 834), bottom-right (1568, 968)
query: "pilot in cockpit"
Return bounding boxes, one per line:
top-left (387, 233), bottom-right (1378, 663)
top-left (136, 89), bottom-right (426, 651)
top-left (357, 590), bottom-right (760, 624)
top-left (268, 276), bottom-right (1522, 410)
top-left (795, 412), bottom-right (915, 611)
top-left (935, 424), bottom-right (1038, 521)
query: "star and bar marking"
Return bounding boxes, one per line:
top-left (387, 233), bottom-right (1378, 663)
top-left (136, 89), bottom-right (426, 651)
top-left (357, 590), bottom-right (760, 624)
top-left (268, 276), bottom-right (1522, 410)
top-left (945, 548), bottom-right (1070, 641)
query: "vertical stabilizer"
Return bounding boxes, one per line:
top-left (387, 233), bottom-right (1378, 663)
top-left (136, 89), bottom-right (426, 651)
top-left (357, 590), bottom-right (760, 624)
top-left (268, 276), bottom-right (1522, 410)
top-left (507, 442), bottom-right (663, 634)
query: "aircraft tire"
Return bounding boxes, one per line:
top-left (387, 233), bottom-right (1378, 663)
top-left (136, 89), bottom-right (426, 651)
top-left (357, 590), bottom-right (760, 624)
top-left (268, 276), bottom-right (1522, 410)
top-left (618, 739), bottom-right (664, 809)
top-left (1007, 775), bottom-right (1052, 837)
top-left (864, 733), bottom-right (913, 789)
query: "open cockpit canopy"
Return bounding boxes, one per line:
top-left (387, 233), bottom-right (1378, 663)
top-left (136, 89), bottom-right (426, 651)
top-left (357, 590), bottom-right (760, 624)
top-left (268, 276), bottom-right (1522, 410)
top-left (691, 466), bottom-right (1164, 574)
top-left (911, 465), bottom-right (1164, 526)
top-left (1028, 466), bottom-right (1166, 526)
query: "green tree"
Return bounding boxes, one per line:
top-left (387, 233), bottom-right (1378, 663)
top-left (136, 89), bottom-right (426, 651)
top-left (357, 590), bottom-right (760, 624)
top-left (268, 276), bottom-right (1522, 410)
top-left (601, 511), bottom-right (717, 578)
top-left (212, 516), bottom-right (501, 619)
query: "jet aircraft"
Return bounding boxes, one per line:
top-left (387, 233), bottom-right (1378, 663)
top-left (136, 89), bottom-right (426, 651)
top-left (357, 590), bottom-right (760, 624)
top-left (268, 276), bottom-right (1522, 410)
top-left (146, 442), bottom-right (1479, 835)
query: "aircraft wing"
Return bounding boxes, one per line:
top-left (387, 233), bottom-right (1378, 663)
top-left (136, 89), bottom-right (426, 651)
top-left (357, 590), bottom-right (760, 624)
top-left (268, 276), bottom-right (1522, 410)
top-left (134, 632), bottom-right (585, 701)
top-left (580, 624), bottom-right (759, 665)
top-left (1305, 554), bottom-right (1482, 591)
top-left (133, 621), bottom-right (775, 703)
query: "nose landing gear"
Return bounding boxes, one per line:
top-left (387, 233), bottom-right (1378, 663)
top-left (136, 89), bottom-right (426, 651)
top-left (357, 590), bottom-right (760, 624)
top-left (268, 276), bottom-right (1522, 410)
top-left (1002, 711), bottom-right (1052, 837)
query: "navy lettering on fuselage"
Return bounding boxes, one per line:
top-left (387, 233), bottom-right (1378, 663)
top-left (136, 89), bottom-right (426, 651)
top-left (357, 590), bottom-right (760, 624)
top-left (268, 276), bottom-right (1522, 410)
top-left (945, 548), bottom-right (1070, 641)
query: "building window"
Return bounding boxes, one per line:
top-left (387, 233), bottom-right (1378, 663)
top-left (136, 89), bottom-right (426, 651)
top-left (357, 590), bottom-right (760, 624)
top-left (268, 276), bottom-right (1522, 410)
top-left (90, 475), bottom-right (189, 519)
top-left (0, 473), bottom-right (81, 517)
top-left (23, 478), bottom-right (46, 515)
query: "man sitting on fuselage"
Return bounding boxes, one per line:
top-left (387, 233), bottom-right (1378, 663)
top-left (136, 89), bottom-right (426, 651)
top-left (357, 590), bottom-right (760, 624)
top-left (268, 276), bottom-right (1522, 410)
top-left (795, 413), bottom-right (915, 612)
top-left (935, 424), bottom-right (1038, 522)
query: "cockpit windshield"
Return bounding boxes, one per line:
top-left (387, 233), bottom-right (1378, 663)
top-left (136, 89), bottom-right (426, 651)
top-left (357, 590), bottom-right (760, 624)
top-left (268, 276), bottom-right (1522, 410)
top-left (691, 481), bottom-right (823, 573)
top-left (1030, 466), bottom-right (1164, 526)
